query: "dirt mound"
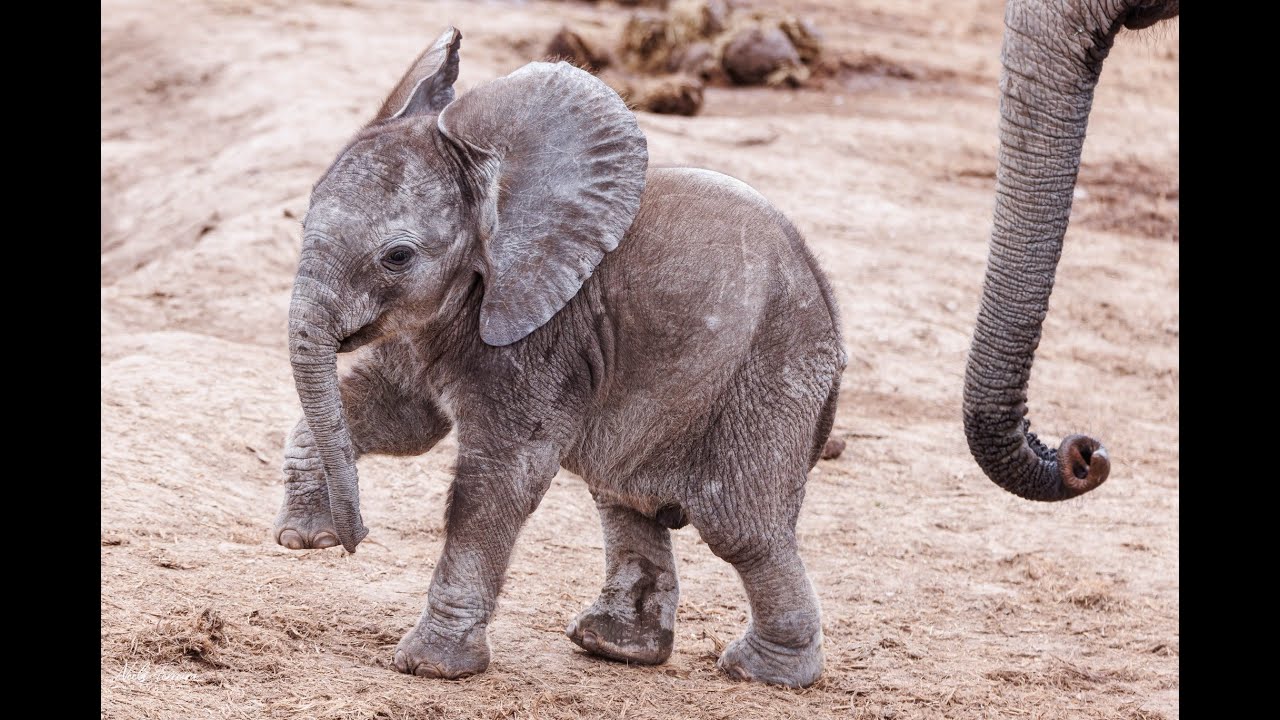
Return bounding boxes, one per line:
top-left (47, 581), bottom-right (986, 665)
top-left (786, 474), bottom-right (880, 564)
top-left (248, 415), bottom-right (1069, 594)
top-left (545, 0), bottom-right (826, 114)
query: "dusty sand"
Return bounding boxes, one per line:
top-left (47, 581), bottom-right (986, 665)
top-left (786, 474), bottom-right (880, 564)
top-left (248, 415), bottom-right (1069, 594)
top-left (101, 1), bottom-right (1179, 718)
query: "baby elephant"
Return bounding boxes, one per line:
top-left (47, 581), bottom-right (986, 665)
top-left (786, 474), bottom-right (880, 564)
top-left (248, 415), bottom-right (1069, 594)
top-left (273, 27), bottom-right (846, 688)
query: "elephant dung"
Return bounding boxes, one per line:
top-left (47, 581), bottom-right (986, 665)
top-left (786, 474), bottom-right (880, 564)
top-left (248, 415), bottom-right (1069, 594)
top-left (668, 40), bottom-right (717, 77)
top-left (619, 11), bottom-right (676, 74)
top-left (820, 437), bottom-right (846, 460)
top-left (619, 0), bottom-right (726, 75)
top-left (557, 0), bottom-right (825, 112)
top-left (602, 69), bottom-right (704, 116)
top-left (779, 16), bottom-right (823, 65)
top-left (672, 0), bottom-right (729, 38)
top-left (545, 26), bottom-right (613, 73)
top-left (721, 26), bottom-right (805, 86)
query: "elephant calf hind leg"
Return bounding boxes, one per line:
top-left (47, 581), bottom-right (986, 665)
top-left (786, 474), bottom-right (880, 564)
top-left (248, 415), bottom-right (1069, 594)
top-left (567, 502), bottom-right (679, 665)
top-left (707, 534), bottom-right (823, 688)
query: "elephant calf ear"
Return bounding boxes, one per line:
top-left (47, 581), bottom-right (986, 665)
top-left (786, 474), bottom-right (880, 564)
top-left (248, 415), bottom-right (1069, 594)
top-left (374, 26), bottom-right (462, 122)
top-left (438, 62), bottom-right (648, 346)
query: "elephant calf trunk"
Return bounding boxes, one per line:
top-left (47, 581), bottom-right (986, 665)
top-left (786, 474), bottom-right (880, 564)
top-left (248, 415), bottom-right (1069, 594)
top-left (289, 310), bottom-right (370, 552)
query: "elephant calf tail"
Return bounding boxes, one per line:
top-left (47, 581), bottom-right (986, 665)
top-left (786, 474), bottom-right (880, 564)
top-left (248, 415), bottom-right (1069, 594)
top-left (809, 375), bottom-right (842, 468)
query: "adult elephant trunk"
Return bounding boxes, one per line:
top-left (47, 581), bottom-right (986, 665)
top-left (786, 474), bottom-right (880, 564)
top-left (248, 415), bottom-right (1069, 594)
top-left (963, 0), bottom-right (1154, 501)
top-left (288, 261), bottom-right (370, 551)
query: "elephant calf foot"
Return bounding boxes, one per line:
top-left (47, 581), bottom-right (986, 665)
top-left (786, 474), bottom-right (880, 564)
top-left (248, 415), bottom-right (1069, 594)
top-left (275, 525), bottom-right (340, 550)
top-left (394, 623), bottom-right (491, 679)
top-left (272, 488), bottom-right (341, 550)
top-left (717, 626), bottom-right (823, 688)
top-left (566, 567), bottom-right (677, 665)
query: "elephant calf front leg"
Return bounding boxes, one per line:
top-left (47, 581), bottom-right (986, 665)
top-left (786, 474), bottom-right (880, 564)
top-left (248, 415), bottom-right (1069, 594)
top-left (273, 358), bottom-right (452, 549)
top-left (274, 420), bottom-right (342, 549)
top-left (567, 500), bottom-right (679, 664)
top-left (395, 450), bottom-right (556, 679)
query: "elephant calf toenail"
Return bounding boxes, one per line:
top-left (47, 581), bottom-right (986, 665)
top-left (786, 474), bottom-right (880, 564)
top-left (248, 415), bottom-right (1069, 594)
top-left (278, 529), bottom-right (305, 549)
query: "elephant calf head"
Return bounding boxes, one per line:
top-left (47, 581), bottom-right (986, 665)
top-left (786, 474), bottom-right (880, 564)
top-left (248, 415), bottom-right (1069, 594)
top-left (289, 28), bottom-right (647, 551)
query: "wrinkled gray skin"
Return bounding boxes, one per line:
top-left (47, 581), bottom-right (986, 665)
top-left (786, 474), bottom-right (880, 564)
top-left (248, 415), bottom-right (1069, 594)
top-left (964, 0), bottom-right (1179, 501)
top-left (273, 27), bottom-right (845, 689)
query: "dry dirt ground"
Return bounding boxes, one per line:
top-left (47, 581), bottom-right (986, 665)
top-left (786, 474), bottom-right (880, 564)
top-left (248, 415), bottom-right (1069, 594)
top-left (101, 1), bottom-right (1179, 718)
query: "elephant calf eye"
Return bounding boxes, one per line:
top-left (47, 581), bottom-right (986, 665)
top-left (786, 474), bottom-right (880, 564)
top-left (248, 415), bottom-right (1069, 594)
top-left (381, 246), bottom-right (415, 271)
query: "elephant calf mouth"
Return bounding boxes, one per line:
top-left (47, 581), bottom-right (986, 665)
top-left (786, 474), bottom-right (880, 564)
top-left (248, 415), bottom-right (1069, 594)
top-left (337, 322), bottom-right (384, 354)
top-left (1122, 2), bottom-right (1178, 30)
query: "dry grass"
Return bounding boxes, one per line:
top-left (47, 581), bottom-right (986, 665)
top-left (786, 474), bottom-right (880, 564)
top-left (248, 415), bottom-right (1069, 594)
top-left (126, 608), bottom-right (229, 668)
